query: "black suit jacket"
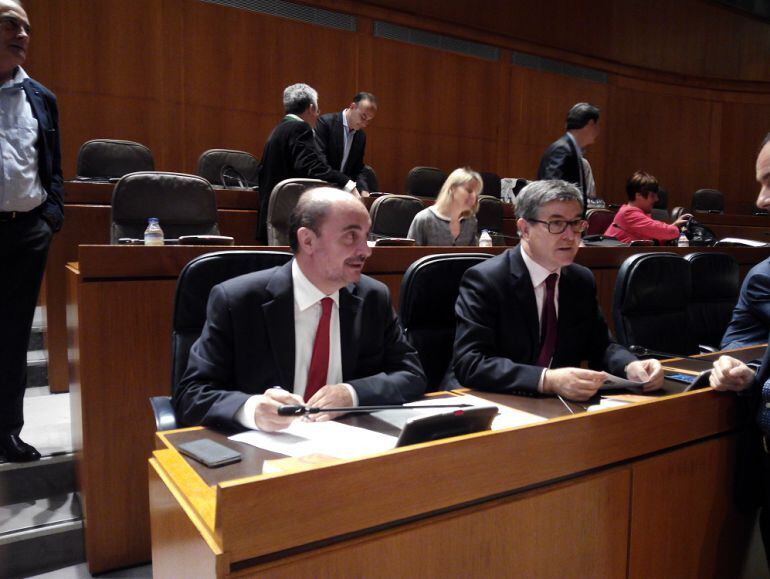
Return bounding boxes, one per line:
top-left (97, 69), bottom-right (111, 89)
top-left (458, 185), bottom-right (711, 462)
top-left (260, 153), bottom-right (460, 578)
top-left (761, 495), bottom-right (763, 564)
top-left (537, 133), bottom-right (587, 210)
top-left (22, 77), bottom-right (63, 231)
top-left (453, 246), bottom-right (637, 394)
top-left (314, 112), bottom-right (368, 192)
top-left (256, 116), bottom-right (351, 240)
top-left (173, 261), bottom-right (427, 428)
top-left (721, 257), bottom-right (770, 350)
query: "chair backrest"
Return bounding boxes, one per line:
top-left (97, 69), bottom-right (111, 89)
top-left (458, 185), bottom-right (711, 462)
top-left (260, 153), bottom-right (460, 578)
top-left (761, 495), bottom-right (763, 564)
top-left (684, 252), bottom-right (740, 349)
top-left (651, 208), bottom-right (670, 222)
top-left (110, 171), bottom-right (219, 242)
top-left (671, 206), bottom-right (687, 221)
top-left (654, 188), bottom-right (668, 209)
top-left (76, 139), bottom-right (154, 179)
top-left (586, 208), bottom-right (615, 235)
top-left (369, 194), bottom-right (424, 238)
top-left (479, 172), bottom-right (501, 198)
top-left (404, 167), bottom-right (447, 198)
top-left (360, 165), bottom-right (379, 193)
top-left (171, 251), bottom-right (293, 392)
top-left (613, 253), bottom-right (699, 355)
top-left (476, 195), bottom-right (503, 234)
top-left (399, 253), bottom-right (493, 390)
top-left (196, 149), bottom-right (259, 187)
top-left (692, 189), bottom-right (724, 213)
top-left (266, 178), bottom-right (325, 245)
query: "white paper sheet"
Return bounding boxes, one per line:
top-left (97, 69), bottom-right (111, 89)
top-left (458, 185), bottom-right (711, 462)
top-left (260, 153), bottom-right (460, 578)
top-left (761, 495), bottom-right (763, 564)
top-left (229, 419), bottom-right (397, 459)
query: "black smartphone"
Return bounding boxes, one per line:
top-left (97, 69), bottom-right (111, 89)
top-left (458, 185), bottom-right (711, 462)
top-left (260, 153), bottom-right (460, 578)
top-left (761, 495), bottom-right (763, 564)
top-left (178, 439), bottom-right (242, 468)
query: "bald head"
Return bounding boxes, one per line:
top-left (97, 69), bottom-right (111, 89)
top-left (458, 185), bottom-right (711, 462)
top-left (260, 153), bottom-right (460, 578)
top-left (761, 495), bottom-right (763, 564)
top-left (289, 187), bottom-right (369, 252)
top-left (0, 0), bottom-right (29, 82)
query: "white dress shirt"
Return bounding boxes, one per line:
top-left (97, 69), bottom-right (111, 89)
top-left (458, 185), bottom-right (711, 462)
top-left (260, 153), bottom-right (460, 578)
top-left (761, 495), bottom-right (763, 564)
top-left (0, 66), bottom-right (46, 212)
top-left (340, 108), bottom-right (356, 172)
top-left (520, 247), bottom-right (561, 391)
top-left (236, 260), bottom-right (358, 429)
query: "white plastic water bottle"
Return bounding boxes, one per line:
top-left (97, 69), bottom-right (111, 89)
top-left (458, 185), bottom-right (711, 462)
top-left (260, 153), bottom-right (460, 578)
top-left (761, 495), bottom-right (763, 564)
top-left (144, 217), bottom-right (164, 246)
top-left (479, 230), bottom-right (493, 247)
top-left (677, 228), bottom-right (689, 247)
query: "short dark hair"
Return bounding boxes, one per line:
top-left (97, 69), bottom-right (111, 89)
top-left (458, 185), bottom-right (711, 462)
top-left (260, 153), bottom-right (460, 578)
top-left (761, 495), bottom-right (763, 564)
top-left (566, 103), bottom-right (600, 131)
top-left (762, 132), bottom-right (770, 149)
top-left (353, 92), bottom-right (377, 105)
top-left (626, 171), bottom-right (659, 201)
top-left (288, 190), bottom-right (333, 253)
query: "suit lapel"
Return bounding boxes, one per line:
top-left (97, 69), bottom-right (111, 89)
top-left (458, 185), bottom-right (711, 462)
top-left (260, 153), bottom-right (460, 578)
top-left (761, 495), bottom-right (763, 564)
top-left (338, 284), bottom-right (363, 379)
top-left (262, 262), bottom-right (296, 389)
top-left (509, 248), bottom-right (540, 356)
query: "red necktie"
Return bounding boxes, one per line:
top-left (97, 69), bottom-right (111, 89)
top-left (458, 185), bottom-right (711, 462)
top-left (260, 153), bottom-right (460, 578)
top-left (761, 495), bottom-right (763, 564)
top-left (304, 297), bottom-right (333, 401)
top-left (536, 274), bottom-right (558, 368)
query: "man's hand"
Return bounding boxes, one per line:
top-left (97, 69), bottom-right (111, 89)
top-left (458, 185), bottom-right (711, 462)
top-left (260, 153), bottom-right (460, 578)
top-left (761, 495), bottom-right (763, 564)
top-left (360, 190), bottom-right (370, 198)
top-left (709, 355), bottom-right (755, 392)
top-left (542, 367), bottom-right (606, 401)
top-left (626, 359), bottom-right (664, 392)
top-left (350, 188), bottom-right (361, 199)
top-left (305, 383), bottom-right (354, 421)
top-left (253, 387), bottom-right (304, 432)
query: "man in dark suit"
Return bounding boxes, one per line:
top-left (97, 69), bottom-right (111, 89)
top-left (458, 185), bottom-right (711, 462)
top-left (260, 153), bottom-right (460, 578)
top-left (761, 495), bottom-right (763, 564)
top-left (315, 92), bottom-right (377, 195)
top-left (721, 256), bottom-right (770, 350)
top-left (710, 133), bottom-right (770, 565)
top-left (537, 103), bottom-right (601, 213)
top-left (256, 83), bottom-right (358, 242)
top-left (453, 180), bottom-right (663, 400)
top-left (0, 1), bottom-right (63, 462)
top-left (174, 187), bottom-right (426, 431)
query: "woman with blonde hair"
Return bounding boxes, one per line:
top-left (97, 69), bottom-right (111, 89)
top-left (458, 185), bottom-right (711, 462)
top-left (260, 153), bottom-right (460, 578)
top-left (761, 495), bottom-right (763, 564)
top-left (407, 167), bottom-right (483, 245)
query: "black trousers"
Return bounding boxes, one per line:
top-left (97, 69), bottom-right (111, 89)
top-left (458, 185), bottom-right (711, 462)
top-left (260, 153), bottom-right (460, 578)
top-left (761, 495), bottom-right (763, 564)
top-left (761, 440), bottom-right (770, 570)
top-left (0, 210), bottom-right (53, 436)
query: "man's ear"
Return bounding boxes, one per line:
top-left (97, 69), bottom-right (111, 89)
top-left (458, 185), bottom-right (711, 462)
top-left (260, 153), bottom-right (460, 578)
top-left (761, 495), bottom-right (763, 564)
top-left (296, 227), bottom-right (316, 255)
top-left (516, 217), bottom-right (529, 239)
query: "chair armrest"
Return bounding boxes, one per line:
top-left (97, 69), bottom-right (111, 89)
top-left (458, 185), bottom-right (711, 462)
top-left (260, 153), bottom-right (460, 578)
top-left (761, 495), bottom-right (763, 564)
top-left (149, 396), bottom-right (178, 431)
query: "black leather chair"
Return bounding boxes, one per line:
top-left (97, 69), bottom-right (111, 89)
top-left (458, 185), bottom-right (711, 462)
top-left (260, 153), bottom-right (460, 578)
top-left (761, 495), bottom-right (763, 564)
top-left (685, 252), bottom-right (740, 349)
top-left (76, 139), bottom-right (154, 180)
top-left (150, 250), bottom-right (294, 430)
top-left (654, 187), bottom-right (668, 210)
top-left (399, 253), bottom-right (493, 390)
top-left (360, 165), bottom-right (379, 193)
top-left (670, 206), bottom-right (687, 221)
top-left (369, 194), bottom-right (424, 238)
top-left (613, 253), bottom-right (699, 355)
top-left (196, 149), bottom-right (259, 187)
top-left (404, 167), bottom-right (447, 198)
top-left (692, 189), bottom-right (724, 213)
top-left (266, 178), bottom-right (325, 245)
top-left (110, 171), bottom-right (220, 243)
top-left (650, 208), bottom-right (670, 222)
top-left (476, 195), bottom-right (503, 235)
top-left (479, 172), bottom-right (502, 198)
top-left (512, 178), bottom-right (530, 196)
top-left (586, 208), bottom-right (615, 235)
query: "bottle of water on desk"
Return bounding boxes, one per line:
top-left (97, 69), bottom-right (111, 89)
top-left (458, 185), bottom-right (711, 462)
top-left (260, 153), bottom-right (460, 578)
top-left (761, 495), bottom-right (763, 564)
top-left (144, 217), bottom-right (164, 246)
top-left (677, 228), bottom-right (689, 248)
top-left (479, 230), bottom-right (493, 247)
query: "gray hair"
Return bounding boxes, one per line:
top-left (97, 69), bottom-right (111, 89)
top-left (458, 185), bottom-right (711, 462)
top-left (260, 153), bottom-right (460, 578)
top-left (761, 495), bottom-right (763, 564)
top-left (283, 83), bottom-right (318, 115)
top-left (515, 180), bottom-right (583, 221)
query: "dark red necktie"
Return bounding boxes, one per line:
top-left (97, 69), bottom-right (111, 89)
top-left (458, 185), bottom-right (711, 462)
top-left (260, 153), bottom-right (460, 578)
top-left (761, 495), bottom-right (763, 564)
top-left (536, 273), bottom-right (558, 367)
top-left (304, 297), bottom-right (333, 401)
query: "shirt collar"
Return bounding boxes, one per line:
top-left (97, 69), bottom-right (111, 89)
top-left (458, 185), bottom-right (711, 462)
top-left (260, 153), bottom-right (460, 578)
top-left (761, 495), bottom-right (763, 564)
top-left (566, 131), bottom-right (582, 156)
top-left (520, 246), bottom-right (560, 288)
top-left (0, 66), bottom-right (27, 90)
top-left (292, 259), bottom-right (340, 312)
top-left (342, 109), bottom-right (355, 134)
top-left (285, 113), bottom-right (304, 123)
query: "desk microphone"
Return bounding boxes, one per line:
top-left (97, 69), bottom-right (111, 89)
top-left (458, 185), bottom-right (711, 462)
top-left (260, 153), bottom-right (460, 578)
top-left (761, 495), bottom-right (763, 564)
top-left (277, 404), bottom-right (473, 416)
top-left (629, 345), bottom-right (711, 363)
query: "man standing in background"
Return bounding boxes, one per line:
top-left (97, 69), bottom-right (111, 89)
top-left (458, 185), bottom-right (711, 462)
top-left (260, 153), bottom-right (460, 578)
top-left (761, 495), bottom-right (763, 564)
top-left (0, 0), bottom-right (64, 461)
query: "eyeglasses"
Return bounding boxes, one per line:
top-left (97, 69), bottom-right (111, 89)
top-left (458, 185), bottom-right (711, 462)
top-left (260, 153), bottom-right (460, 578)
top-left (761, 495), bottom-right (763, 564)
top-left (528, 218), bottom-right (588, 234)
top-left (0, 16), bottom-right (31, 36)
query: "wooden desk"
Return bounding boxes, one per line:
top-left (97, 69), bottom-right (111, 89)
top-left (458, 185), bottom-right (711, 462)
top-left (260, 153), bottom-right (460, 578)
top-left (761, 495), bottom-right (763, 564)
top-left (67, 244), bottom-right (770, 573)
top-left (149, 388), bottom-right (753, 577)
top-left (695, 213), bottom-right (770, 242)
top-left (46, 181), bottom-right (259, 393)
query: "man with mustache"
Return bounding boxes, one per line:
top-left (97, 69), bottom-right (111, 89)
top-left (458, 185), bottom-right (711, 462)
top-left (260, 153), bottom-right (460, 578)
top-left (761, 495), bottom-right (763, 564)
top-left (453, 180), bottom-right (663, 401)
top-left (174, 187), bottom-right (426, 431)
top-left (0, 0), bottom-right (64, 462)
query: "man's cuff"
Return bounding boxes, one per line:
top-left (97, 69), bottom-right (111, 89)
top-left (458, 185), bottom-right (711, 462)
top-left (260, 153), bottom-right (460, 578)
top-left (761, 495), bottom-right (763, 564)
top-left (537, 368), bottom-right (547, 393)
top-left (342, 383), bottom-right (359, 406)
top-left (235, 395), bottom-right (261, 430)
top-left (343, 180), bottom-right (356, 193)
